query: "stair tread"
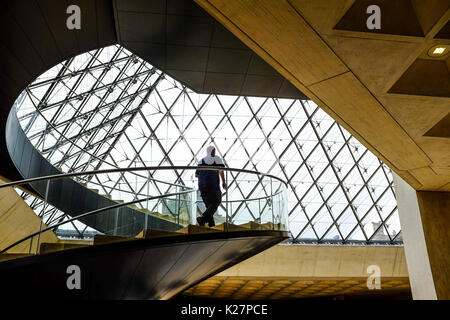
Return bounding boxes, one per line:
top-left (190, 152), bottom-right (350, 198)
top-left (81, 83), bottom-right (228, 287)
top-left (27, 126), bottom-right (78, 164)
top-left (177, 224), bottom-right (221, 234)
top-left (259, 222), bottom-right (281, 230)
top-left (238, 221), bottom-right (261, 229)
top-left (93, 234), bottom-right (136, 245)
top-left (39, 242), bottom-right (91, 254)
top-left (137, 229), bottom-right (183, 239)
top-left (212, 223), bottom-right (249, 232)
top-left (0, 253), bottom-right (33, 261)
top-left (237, 221), bottom-right (281, 230)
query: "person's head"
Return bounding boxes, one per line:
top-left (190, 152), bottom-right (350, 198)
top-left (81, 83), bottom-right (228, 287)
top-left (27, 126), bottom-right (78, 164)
top-left (207, 145), bottom-right (215, 157)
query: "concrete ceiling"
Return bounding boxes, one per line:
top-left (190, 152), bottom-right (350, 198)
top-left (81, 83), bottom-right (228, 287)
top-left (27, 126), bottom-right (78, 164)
top-left (194, 0), bottom-right (450, 191)
top-left (113, 0), bottom-right (306, 99)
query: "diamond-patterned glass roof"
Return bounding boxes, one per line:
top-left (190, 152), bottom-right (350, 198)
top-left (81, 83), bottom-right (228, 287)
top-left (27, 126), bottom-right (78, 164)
top-left (15, 45), bottom-right (402, 244)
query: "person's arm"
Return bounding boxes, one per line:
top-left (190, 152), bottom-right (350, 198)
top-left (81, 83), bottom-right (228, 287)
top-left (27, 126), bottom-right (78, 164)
top-left (217, 161), bottom-right (226, 189)
top-left (195, 165), bottom-right (199, 178)
top-left (219, 170), bottom-right (226, 189)
top-left (214, 157), bottom-right (227, 189)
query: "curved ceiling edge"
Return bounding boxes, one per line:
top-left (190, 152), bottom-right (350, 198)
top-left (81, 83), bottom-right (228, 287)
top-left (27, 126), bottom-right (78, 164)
top-left (0, 0), bottom-right (117, 181)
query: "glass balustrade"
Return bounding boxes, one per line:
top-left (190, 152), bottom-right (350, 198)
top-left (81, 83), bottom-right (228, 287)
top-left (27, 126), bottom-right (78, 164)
top-left (0, 167), bottom-right (288, 258)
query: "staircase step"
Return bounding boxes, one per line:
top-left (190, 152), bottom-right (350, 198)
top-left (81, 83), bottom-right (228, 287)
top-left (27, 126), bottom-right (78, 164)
top-left (39, 242), bottom-right (90, 254)
top-left (239, 221), bottom-right (281, 230)
top-left (93, 234), bottom-right (136, 245)
top-left (129, 204), bottom-right (139, 210)
top-left (237, 222), bottom-right (281, 230)
top-left (238, 221), bottom-right (262, 230)
top-left (260, 222), bottom-right (281, 230)
top-left (176, 224), bottom-right (221, 235)
top-left (136, 229), bottom-right (183, 239)
top-left (215, 217), bottom-right (226, 224)
top-left (212, 223), bottom-right (249, 232)
top-left (0, 253), bottom-right (32, 262)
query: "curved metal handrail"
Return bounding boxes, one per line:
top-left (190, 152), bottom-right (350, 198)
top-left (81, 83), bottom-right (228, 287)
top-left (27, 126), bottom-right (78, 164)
top-left (0, 166), bottom-right (287, 189)
top-left (0, 167), bottom-right (287, 255)
top-left (0, 190), bottom-right (192, 254)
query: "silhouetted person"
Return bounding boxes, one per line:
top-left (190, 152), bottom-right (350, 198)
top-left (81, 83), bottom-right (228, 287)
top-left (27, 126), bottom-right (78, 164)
top-left (195, 146), bottom-right (226, 227)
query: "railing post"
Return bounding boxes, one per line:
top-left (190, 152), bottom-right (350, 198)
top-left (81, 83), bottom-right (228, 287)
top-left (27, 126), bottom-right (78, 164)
top-left (114, 207), bottom-right (119, 236)
top-left (192, 176), bottom-right (197, 225)
top-left (270, 177), bottom-right (274, 230)
top-left (28, 236), bottom-right (33, 254)
top-left (225, 170), bottom-right (229, 232)
top-left (144, 170), bottom-right (150, 233)
top-left (258, 196), bottom-right (261, 227)
top-left (36, 180), bottom-right (50, 254)
top-left (176, 186), bottom-right (180, 225)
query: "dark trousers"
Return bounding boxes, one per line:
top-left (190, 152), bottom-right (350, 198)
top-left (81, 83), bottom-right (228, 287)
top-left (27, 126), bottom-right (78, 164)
top-left (199, 188), bottom-right (222, 226)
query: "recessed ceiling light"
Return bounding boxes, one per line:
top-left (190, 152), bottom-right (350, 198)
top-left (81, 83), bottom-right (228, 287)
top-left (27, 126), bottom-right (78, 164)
top-left (433, 47), bottom-right (446, 55)
top-left (428, 45), bottom-right (449, 57)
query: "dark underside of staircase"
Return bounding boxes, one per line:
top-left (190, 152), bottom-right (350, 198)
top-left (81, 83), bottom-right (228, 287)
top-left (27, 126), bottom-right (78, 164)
top-left (0, 229), bottom-right (288, 299)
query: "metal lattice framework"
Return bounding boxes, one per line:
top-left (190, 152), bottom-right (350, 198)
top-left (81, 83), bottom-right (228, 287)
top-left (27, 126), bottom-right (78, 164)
top-left (15, 45), bottom-right (402, 244)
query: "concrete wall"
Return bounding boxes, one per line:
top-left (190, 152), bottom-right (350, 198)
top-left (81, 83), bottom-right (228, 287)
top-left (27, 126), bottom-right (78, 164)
top-left (217, 243), bottom-right (408, 278)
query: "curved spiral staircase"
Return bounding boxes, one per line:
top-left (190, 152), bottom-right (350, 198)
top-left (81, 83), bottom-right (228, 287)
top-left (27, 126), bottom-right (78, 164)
top-left (0, 165), bottom-right (288, 300)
